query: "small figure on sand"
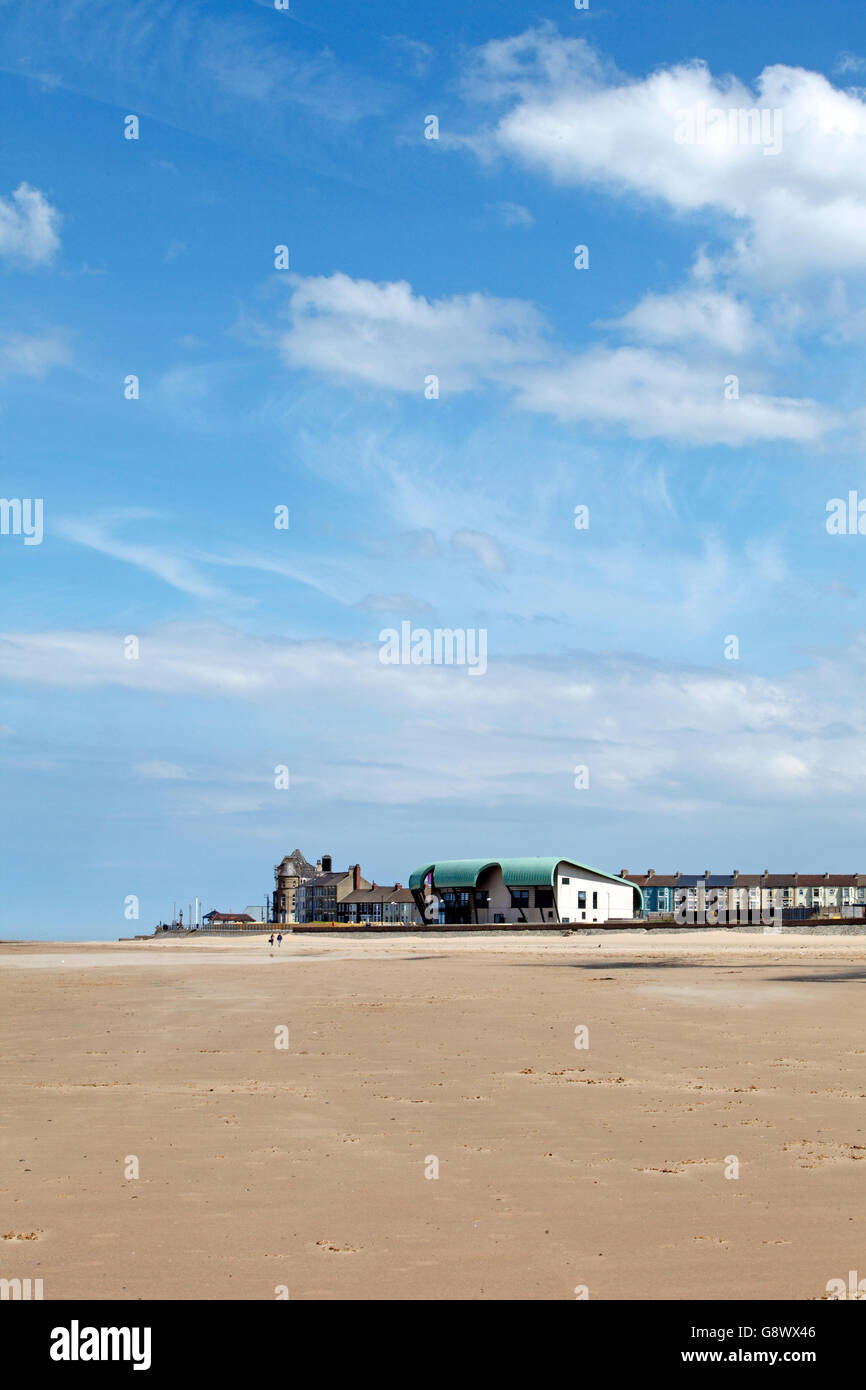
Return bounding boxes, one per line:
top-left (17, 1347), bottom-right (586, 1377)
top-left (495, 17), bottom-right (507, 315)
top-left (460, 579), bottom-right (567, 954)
top-left (268, 933), bottom-right (274, 947)
top-left (276, 932), bottom-right (283, 947)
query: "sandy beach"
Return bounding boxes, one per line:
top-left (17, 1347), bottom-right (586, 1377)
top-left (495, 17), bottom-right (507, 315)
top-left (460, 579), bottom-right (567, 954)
top-left (2, 931), bottom-right (865, 1300)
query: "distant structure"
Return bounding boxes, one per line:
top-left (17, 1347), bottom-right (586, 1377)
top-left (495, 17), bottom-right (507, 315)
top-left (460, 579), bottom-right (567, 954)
top-left (337, 882), bottom-right (420, 927)
top-left (272, 848), bottom-right (316, 924)
top-left (294, 857), bottom-right (371, 923)
top-left (202, 910), bottom-right (256, 926)
top-left (409, 859), bottom-right (641, 926)
top-left (621, 871), bottom-right (866, 920)
top-left (272, 850), bottom-right (372, 923)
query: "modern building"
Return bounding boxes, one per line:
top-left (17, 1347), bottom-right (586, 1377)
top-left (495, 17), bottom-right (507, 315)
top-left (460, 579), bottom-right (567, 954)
top-left (409, 858), bottom-right (642, 926)
top-left (337, 884), bottom-right (421, 927)
top-left (294, 858), bottom-right (371, 923)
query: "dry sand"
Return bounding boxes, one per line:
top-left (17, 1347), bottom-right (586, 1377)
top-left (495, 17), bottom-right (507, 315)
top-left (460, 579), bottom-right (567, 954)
top-left (1, 931), bottom-right (865, 1300)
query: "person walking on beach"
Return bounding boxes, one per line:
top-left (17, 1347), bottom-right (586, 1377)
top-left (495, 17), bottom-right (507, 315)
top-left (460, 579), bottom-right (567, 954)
top-left (276, 932), bottom-right (283, 947)
top-left (268, 933), bottom-right (274, 948)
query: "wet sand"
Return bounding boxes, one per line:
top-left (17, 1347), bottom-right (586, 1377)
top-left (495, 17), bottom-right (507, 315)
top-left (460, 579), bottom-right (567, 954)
top-left (1, 932), bottom-right (864, 1300)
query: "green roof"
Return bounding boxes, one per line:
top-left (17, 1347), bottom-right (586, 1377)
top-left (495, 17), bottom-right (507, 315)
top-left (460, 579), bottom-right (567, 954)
top-left (408, 860), bottom-right (497, 891)
top-left (500, 857), bottom-right (561, 886)
top-left (408, 858), bottom-right (644, 906)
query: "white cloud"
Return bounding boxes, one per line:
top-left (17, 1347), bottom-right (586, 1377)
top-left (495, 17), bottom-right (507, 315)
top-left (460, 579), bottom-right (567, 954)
top-left (465, 29), bottom-right (866, 283)
top-left (356, 593), bottom-right (434, 617)
top-left (0, 1), bottom-right (392, 140)
top-left (461, 28), bottom-right (608, 104)
top-left (0, 332), bottom-right (69, 376)
top-left (134, 761), bottom-right (189, 780)
top-left (486, 200), bottom-right (534, 227)
top-left (0, 183), bottom-right (60, 266)
top-left (451, 529), bottom-right (509, 574)
top-left (279, 272), bottom-right (549, 393)
top-left (834, 52), bottom-right (866, 75)
top-left (2, 621), bottom-right (866, 812)
top-left (56, 516), bottom-right (236, 602)
top-left (385, 35), bottom-right (435, 77)
top-left (513, 346), bottom-right (833, 445)
top-left (277, 271), bottom-right (829, 445)
top-left (605, 288), bottom-right (759, 354)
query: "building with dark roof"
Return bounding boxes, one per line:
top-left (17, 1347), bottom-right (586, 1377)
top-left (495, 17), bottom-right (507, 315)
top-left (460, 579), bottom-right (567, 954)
top-left (620, 871), bottom-right (680, 915)
top-left (619, 871), bottom-right (866, 921)
top-left (337, 885), bottom-right (420, 927)
top-left (272, 847), bottom-right (317, 923)
top-left (202, 910), bottom-right (256, 925)
top-left (294, 859), bottom-right (371, 923)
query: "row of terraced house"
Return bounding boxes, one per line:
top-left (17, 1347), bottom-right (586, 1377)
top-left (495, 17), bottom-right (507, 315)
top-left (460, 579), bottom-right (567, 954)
top-left (620, 870), bottom-right (866, 920)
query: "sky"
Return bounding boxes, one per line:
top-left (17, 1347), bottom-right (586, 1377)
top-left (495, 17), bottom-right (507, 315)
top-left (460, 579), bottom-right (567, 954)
top-left (2, 0), bottom-right (866, 937)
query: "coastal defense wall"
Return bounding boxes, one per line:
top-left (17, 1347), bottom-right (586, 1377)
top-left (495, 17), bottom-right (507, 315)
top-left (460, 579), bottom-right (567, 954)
top-left (289, 920), bottom-right (866, 937)
top-left (150, 926), bottom-right (271, 937)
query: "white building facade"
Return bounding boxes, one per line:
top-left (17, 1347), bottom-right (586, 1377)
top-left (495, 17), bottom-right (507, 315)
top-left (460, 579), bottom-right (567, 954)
top-left (409, 858), bottom-right (641, 927)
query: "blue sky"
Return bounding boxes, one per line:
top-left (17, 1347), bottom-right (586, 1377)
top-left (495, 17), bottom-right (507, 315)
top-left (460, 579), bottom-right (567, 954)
top-left (3, 0), bottom-right (866, 937)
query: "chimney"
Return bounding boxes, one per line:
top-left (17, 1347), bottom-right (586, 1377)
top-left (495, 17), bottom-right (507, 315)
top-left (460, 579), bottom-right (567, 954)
top-left (704, 869), bottom-right (711, 879)
top-left (732, 870), bottom-right (738, 879)
top-left (322, 854), bottom-right (332, 873)
top-left (394, 882), bottom-right (402, 890)
top-left (353, 863), bottom-right (361, 891)
top-left (646, 869), bottom-right (655, 878)
top-left (316, 859), bottom-right (322, 873)
top-left (824, 870), bottom-right (830, 879)
top-left (619, 870), bottom-right (629, 878)
top-left (372, 882), bottom-right (378, 891)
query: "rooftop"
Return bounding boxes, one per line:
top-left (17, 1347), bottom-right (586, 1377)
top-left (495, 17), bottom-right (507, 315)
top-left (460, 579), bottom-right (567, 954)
top-left (409, 858), bottom-right (642, 905)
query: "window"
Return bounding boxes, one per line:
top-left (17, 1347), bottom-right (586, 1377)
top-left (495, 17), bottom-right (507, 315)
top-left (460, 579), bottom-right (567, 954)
top-left (561, 877), bottom-right (570, 884)
top-left (475, 890), bottom-right (489, 908)
top-left (459, 891), bottom-right (470, 907)
top-left (510, 889), bottom-right (530, 907)
top-left (536, 887), bottom-right (553, 908)
top-left (592, 891), bottom-right (598, 909)
top-left (578, 891), bottom-right (587, 909)
top-left (494, 913), bottom-right (505, 924)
